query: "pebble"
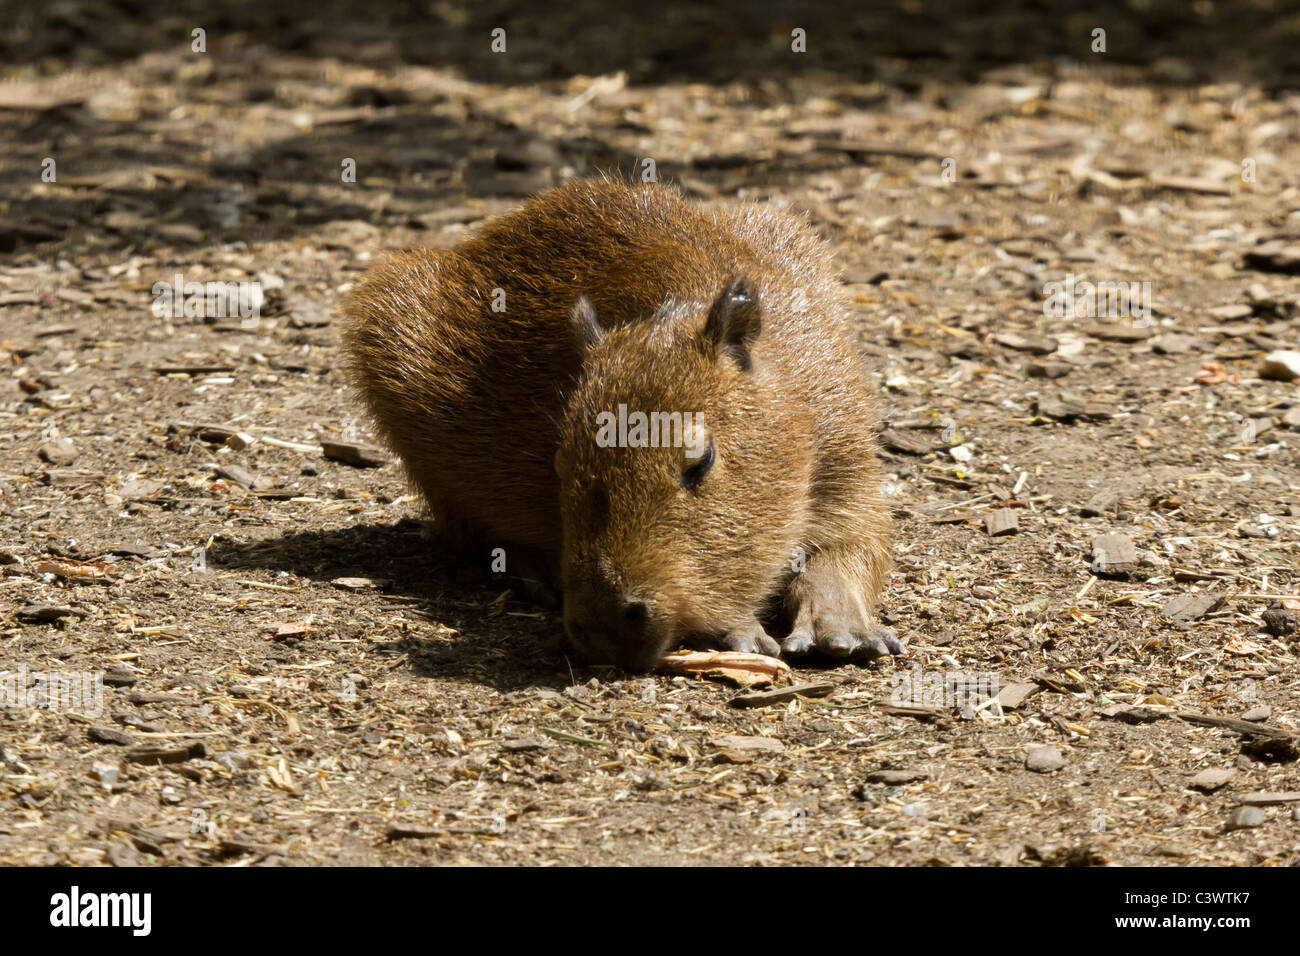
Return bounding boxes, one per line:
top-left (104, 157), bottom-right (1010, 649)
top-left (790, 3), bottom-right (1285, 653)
top-left (1189, 768), bottom-right (1234, 792)
top-left (1260, 350), bottom-right (1300, 382)
top-left (1026, 744), bottom-right (1065, 772)
top-left (1224, 806), bottom-right (1265, 831)
top-left (1207, 304), bottom-right (1253, 321)
top-left (862, 768), bottom-right (929, 785)
top-left (88, 726), bottom-right (135, 746)
top-left (38, 437), bottom-right (78, 465)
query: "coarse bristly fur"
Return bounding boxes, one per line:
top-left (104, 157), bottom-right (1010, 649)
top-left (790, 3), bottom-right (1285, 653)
top-left (343, 176), bottom-right (904, 671)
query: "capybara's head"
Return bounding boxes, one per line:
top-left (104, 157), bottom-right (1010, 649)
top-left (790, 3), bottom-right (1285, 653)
top-left (555, 277), bottom-right (816, 670)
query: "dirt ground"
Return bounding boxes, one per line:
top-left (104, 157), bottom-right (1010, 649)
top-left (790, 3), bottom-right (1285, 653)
top-left (3, 1), bottom-right (1300, 866)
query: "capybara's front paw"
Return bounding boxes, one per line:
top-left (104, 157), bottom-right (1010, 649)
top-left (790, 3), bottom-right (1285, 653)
top-left (781, 615), bottom-right (906, 663)
top-left (720, 619), bottom-right (781, 657)
top-left (782, 563), bottom-right (905, 664)
top-left (686, 618), bottom-right (781, 657)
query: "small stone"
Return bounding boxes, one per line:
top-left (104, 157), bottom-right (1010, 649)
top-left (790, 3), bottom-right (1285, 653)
top-left (1261, 605), bottom-right (1299, 636)
top-left (1189, 768), bottom-right (1235, 792)
top-left (1207, 304), bottom-right (1254, 321)
top-left (102, 666), bottom-right (138, 687)
top-left (118, 479), bottom-right (163, 500)
top-left (1224, 806), bottom-right (1266, 831)
top-left (1151, 333), bottom-right (1199, 354)
top-left (862, 768), bottom-right (929, 785)
top-left (1026, 361), bottom-right (1071, 379)
top-left (1281, 407), bottom-right (1300, 429)
top-left (38, 438), bottom-right (77, 465)
top-left (994, 333), bottom-right (1057, 354)
top-left (1260, 350), bottom-right (1300, 382)
top-left (1086, 324), bottom-right (1152, 343)
top-left (1247, 283), bottom-right (1276, 308)
top-left (1241, 705), bottom-right (1271, 722)
top-left (88, 726), bottom-right (135, 746)
top-left (331, 576), bottom-right (390, 591)
top-left (1243, 241), bottom-right (1300, 275)
top-left (1026, 745), bottom-right (1065, 772)
top-left (191, 423), bottom-right (238, 443)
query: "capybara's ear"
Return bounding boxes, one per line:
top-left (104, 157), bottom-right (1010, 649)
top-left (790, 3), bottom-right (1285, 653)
top-left (569, 295), bottom-right (604, 354)
top-left (703, 276), bottom-right (761, 371)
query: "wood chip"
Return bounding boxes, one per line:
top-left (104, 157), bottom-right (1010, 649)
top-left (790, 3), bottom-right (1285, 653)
top-left (994, 681), bottom-right (1040, 710)
top-left (657, 650), bottom-right (791, 687)
top-left (1239, 792), bottom-right (1300, 806)
top-left (713, 734), bottom-right (784, 753)
top-left (321, 440), bottom-right (388, 468)
top-left (385, 824), bottom-right (448, 841)
top-left (730, 681), bottom-right (836, 708)
top-left (879, 428), bottom-right (941, 455)
top-left (1091, 533), bottom-right (1137, 576)
top-left (1080, 489), bottom-right (1119, 517)
top-left (1160, 589), bottom-right (1226, 624)
top-left (984, 508), bottom-right (1019, 536)
top-left (125, 742), bottom-right (207, 765)
top-left (16, 604), bottom-right (88, 623)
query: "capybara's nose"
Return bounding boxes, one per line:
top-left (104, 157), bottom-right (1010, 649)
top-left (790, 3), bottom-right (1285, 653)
top-left (620, 599), bottom-right (648, 628)
top-left (592, 596), bottom-right (660, 670)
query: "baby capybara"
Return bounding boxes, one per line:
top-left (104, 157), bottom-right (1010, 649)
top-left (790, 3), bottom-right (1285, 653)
top-left (344, 178), bottom-right (902, 671)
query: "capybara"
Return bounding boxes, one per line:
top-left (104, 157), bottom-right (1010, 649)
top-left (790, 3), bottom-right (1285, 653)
top-left (344, 178), bottom-right (902, 671)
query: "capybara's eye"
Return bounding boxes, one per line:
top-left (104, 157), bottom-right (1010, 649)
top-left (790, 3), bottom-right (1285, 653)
top-left (681, 441), bottom-right (715, 492)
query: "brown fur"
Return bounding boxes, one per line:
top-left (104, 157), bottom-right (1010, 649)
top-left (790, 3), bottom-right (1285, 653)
top-left (343, 178), bottom-right (899, 670)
